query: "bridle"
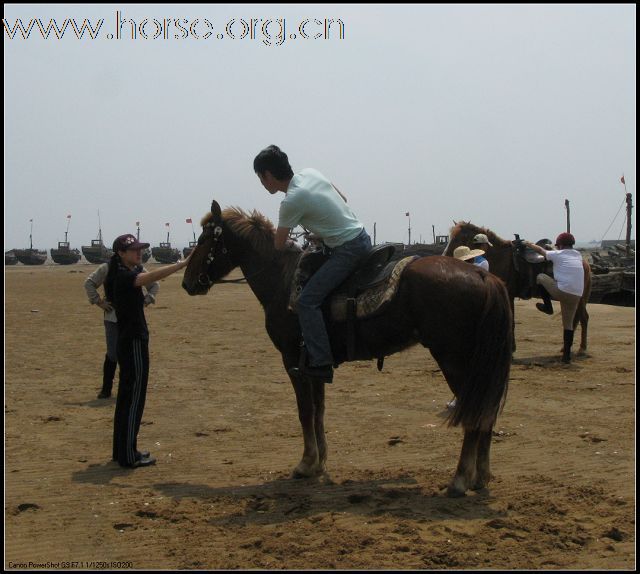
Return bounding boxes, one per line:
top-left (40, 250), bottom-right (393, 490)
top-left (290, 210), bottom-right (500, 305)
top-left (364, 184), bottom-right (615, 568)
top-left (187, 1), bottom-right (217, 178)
top-left (196, 220), bottom-right (268, 287)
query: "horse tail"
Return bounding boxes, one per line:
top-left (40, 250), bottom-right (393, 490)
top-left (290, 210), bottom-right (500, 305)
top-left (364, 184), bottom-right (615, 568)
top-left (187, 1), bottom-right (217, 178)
top-left (447, 273), bottom-right (513, 431)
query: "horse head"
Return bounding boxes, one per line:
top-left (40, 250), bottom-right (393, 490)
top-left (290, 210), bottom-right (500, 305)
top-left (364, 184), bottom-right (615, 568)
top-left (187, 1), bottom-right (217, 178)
top-left (182, 200), bottom-right (238, 295)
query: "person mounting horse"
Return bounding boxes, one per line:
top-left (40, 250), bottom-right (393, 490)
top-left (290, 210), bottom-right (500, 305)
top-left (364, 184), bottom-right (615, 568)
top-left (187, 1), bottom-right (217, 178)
top-left (524, 232), bottom-right (584, 364)
top-left (444, 222), bottom-right (591, 358)
top-left (253, 144), bottom-right (373, 384)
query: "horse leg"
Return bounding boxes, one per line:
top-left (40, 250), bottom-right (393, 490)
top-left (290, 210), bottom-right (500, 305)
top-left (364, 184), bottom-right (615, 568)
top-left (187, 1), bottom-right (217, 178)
top-left (311, 379), bottom-right (328, 473)
top-left (574, 303), bottom-right (589, 355)
top-left (472, 430), bottom-right (493, 490)
top-left (447, 429), bottom-right (481, 497)
top-left (510, 297), bottom-right (517, 353)
top-left (285, 353), bottom-right (321, 478)
top-left (428, 351), bottom-right (479, 496)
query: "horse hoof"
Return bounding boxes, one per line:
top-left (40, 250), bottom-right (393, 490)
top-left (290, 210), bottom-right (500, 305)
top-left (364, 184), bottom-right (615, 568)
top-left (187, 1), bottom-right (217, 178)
top-left (291, 461), bottom-right (319, 478)
top-left (446, 485), bottom-right (466, 498)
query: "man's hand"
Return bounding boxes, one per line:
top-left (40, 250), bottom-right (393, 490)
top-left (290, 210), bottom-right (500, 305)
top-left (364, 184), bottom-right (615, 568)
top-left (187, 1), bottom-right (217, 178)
top-left (97, 300), bottom-right (113, 312)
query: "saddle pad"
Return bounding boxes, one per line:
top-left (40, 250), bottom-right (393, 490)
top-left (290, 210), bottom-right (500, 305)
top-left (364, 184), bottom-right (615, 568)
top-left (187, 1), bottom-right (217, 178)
top-left (329, 256), bottom-right (416, 323)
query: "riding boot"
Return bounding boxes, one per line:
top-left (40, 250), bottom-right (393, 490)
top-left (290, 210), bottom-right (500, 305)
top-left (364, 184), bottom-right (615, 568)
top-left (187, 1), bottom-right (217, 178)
top-left (98, 355), bottom-right (117, 398)
top-left (536, 285), bottom-right (554, 315)
top-left (562, 330), bottom-right (574, 364)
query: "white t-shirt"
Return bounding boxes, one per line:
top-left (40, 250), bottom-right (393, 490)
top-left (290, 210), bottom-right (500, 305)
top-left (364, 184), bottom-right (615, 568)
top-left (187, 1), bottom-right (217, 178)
top-left (544, 249), bottom-right (584, 297)
top-left (278, 168), bottom-right (364, 248)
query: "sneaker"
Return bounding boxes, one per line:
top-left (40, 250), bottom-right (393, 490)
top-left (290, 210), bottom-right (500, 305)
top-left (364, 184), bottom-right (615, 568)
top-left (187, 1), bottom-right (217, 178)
top-left (446, 398), bottom-right (457, 409)
top-left (112, 450), bottom-right (151, 462)
top-left (535, 303), bottom-right (553, 315)
top-left (131, 455), bottom-right (156, 468)
top-left (97, 391), bottom-right (111, 399)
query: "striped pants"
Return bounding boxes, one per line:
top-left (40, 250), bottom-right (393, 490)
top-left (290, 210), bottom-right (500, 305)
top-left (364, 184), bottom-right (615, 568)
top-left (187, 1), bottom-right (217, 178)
top-left (113, 337), bottom-right (150, 467)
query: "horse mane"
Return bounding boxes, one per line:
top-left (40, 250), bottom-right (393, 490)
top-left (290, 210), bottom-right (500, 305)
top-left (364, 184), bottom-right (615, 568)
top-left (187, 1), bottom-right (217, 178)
top-left (448, 221), bottom-right (511, 248)
top-left (201, 207), bottom-right (276, 256)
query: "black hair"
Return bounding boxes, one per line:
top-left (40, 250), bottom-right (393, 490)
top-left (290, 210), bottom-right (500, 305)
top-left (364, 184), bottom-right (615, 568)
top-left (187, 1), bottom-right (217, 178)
top-left (104, 253), bottom-right (121, 303)
top-left (253, 145), bottom-right (294, 180)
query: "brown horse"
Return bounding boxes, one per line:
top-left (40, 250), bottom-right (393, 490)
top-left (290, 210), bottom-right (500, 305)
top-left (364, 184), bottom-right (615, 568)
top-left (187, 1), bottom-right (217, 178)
top-left (182, 201), bottom-right (514, 497)
top-left (444, 222), bottom-right (592, 356)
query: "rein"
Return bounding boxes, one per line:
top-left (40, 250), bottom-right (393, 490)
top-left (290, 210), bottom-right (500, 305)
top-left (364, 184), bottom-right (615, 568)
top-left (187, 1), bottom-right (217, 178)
top-left (197, 221), bottom-right (269, 287)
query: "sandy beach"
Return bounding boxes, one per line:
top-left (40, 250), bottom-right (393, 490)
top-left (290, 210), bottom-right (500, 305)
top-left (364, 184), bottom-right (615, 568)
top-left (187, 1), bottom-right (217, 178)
top-left (4, 263), bottom-right (635, 570)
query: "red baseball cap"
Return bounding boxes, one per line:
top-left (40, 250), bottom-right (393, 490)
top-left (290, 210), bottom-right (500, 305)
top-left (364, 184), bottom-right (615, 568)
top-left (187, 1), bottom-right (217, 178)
top-left (555, 232), bottom-right (575, 247)
top-left (113, 234), bottom-right (150, 252)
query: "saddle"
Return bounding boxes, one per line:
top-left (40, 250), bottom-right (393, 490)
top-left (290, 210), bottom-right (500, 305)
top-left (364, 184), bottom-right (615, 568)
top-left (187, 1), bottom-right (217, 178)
top-left (290, 243), bottom-right (415, 363)
top-left (512, 234), bottom-right (552, 299)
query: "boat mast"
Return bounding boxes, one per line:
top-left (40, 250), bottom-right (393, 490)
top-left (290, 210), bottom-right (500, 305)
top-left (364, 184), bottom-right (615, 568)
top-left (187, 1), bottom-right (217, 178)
top-left (621, 175), bottom-right (633, 256)
top-left (565, 199), bottom-right (571, 233)
top-left (29, 218), bottom-right (33, 250)
top-left (65, 214), bottom-right (71, 243)
top-left (625, 192), bottom-right (633, 256)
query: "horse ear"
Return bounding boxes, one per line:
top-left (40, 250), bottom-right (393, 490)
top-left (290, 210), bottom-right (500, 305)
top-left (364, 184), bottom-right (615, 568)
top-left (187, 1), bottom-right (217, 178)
top-left (211, 200), bottom-right (222, 221)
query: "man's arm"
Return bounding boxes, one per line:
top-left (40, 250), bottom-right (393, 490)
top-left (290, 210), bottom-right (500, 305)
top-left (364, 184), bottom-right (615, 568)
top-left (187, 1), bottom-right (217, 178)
top-left (84, 263), bottom-right (112, 310)
top-left (274, 226), bottom-right (291, 250)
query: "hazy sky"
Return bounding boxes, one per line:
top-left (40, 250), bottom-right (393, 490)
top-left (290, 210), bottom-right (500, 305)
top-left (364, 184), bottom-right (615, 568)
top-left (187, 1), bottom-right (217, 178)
top-left (4, 3), bottom-right (636, 250)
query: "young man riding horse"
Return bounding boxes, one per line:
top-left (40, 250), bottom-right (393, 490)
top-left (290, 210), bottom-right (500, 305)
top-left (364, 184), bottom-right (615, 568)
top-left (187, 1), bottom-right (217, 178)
top-left (253, 145), bottom-right (372, 384)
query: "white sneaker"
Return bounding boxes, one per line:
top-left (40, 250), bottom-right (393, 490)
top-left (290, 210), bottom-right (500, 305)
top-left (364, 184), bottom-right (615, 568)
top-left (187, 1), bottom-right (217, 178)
top-left (446, 398), bottom-right (457, 409)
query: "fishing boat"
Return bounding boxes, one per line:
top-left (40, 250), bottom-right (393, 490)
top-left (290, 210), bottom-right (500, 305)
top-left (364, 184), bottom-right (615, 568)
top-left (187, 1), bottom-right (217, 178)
top-left (5, 250), bottom-right (18, 265)
top-left (152, 223), bottom-right (180, 263)
top-left (183, 218), bottom-right (197, 258)
top-left (50, 215), bottom-right (81, 265)
top-left (587, 188), bottom-right (635, 307)
top-left (136, 221), bottom-right (151, 263)
top-left (82, 212), bottom-right (113, 264)
top-left (183, 241), bottom-right (198, 258)
top-left (13, 219), bottom-right (47, 265)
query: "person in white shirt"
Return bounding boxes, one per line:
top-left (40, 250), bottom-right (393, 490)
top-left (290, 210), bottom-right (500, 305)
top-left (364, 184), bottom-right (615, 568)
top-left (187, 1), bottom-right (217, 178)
top-left (525, 232), bottom-right (584, 363)
top-left (254, 145), bottom-right (372, 383)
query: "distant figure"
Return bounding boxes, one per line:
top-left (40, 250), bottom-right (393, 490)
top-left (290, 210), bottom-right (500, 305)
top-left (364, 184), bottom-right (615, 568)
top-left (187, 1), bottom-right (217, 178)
top-left (453, 245), bottom-right (486, 266)
top-left (254, 144), bottom-right (372, 384)
top-left (84, 263), bottom-right (159, 399)
top-left (525, 233), bottom-right (585, 363)
top-left (448, 245), bottom-right (487, 409)
top-left (105, 233), bottom-right (191, 468)
top-left (471, 233), bottom-right (493, 271)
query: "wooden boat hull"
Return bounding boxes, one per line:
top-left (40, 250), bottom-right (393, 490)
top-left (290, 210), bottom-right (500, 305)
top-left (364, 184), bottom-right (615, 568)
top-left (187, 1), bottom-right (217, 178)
top-left (82, 246), bottom-right (113, 264)
top-left (151, 247), bottom-right (180, 264)
top-left (51, 248), bottom-right (81, 265)
top-left (13, 249), bottom-right (47, 265)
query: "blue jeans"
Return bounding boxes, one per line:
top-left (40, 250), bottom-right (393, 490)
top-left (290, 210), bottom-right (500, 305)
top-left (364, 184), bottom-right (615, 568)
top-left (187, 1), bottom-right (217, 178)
top-left (297, 229), bottom-right (372, 367)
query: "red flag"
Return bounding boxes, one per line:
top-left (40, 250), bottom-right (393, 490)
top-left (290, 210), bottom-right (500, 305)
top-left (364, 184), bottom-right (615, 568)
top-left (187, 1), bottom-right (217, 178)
top-left (186, 218), bottom-right (192, 223)
top-left (621, 175), bottom-right (626, 185)
top-left (405, 212), bottom-right (410, 217)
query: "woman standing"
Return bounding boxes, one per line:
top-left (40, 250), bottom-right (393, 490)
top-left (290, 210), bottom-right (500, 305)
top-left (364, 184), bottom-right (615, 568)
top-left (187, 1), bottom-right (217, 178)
top-left (106, 234), bottom-right (190, 468)
top-left (84, 262), bottom-right (159, 399)
top-left (525, 232), bottom-right (584, 364)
